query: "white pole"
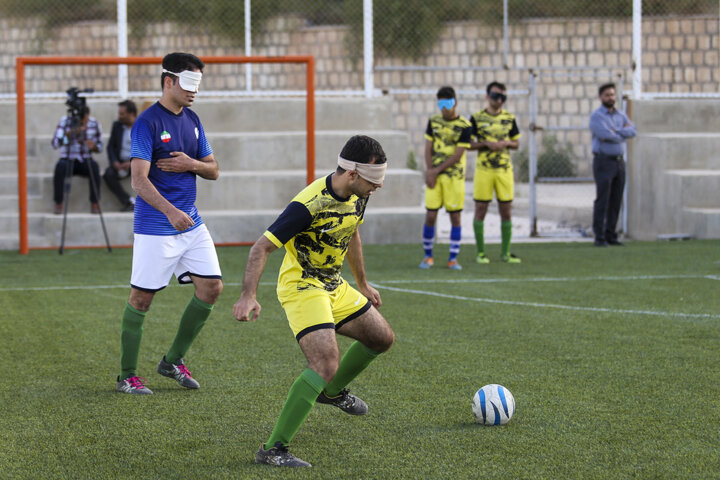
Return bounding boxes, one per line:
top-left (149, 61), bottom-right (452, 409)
top-left (117, 0), bottom-right (128, 99)
top-left (503, 0), bottom-right (509, 68)
top-left (632, 0), bottom-right (642, 99)
top-left (528, 71), bottom-right (538, 237)
top-left (363, 0), bottom-right (374, 98)
top-left (245, 0), bottom-right (252, 91)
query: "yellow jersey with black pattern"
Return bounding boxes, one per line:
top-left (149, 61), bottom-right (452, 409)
top-left (263, 174), bottom-right (367, 293)
top-left (424, 114), bottom-right (472, 180)
top-left (470, 109), bottom-right (521, 171)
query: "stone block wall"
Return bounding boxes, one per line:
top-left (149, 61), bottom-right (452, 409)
top-left (1, 14), bottom-right (718, 174)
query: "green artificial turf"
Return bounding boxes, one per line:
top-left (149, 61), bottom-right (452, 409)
top-left (1, 240), bottom-right (718, 479)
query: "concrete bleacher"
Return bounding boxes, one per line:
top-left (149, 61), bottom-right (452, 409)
top-left (628, 99), bottom-right (720, 240)
top-left (0, 97), bottom-right (424, 250)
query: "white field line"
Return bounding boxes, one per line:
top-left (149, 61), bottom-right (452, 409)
top-left (2, 274), bottom-right (714, 292)
top-left (371, 282), bottom-right (720, 321)
top-left (3, 275), bottom-right (718, 320)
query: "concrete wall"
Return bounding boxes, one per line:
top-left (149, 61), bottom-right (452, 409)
top-left (628, 99), bottom-right (720, 240)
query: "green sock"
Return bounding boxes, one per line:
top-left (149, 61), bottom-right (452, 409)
top-left (266, 368), bottom-right (327, 448)
top-left (501, 220), bottom-right (512, 257)
top-left (120, 303), bottom-right (146, 380)
top-left (473, 220), bottom-right (485, 255)
top-left (325, 341), bottom-right (379, 397)
top-left (166, 295), bottom-right (214, 364)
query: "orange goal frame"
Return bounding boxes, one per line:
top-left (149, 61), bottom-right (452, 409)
top-left (15, 55), bottom-right (315, 254)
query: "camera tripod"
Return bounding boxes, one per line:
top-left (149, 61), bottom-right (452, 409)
top-left (58, 118), bottom-right (112, 255)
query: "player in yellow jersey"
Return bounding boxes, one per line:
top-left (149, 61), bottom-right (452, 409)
top-left (420, 86), bottom-right (472, 270)
top-left (469, 82), bottom-right (522, 264)
top-left (233, 135), bottom-right (394, 468)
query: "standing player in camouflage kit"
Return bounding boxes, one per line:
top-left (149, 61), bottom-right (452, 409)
top-left (469, 81), bottom-right (522, 264)
top-left (115, 52), bottom-right (223, 395)
top-left (419, 86), bottom-right (472, 271)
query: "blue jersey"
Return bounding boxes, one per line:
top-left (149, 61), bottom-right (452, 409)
top-left (130, 102), bottom-right (213, 235)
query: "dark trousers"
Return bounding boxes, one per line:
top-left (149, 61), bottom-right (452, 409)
top-left (592, 153), bottom-right (625, 242)
top-left (53, 158), bottom-right (101, 204)
top-left (103, 166), bottom-right (132, 206)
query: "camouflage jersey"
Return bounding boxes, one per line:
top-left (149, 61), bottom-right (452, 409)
top-left (470, 109), bottom-right (521, 171)
top-left (264, 174), bottom-right (367, 293)
top-left (424, 114), bottom-right (472, 180)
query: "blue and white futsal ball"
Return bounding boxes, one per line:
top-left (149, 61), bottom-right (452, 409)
top-left (472, 384), bottom-right (515, 425)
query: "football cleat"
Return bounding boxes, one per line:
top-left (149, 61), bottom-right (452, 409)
top-left (316, 389), bottom-right (368, 415)
top-left (116, 376), bottom-right (153, 395)
top-left (447, 260), bottom-right (462, 270)
top-left (476, 253), bottom-right (490, 264)
top-left (419, 257), bottom-right (434, 269)
top-left (255, 442), bottom-right (311, 468)
top-left (157, 356), bottom-right (200, 389)
top-left (501, 253), bottom-right (522, 264)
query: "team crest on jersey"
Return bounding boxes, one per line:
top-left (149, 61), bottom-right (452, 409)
top-left (161, 130), bottom-right (171, 143)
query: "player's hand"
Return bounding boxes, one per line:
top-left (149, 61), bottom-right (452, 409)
top-left (85, 139), bottom-right (97, 151)
top-left (425, 169), bottom-right (438, 188)
top-left (157, 152), bottom-right (195, 173)
top-left (360, 284), bottom-right (382, 309)
top-left (166, 208), bottom-right (194, 231)
top-left (487, 141), bottom-right (505, 151)
top-left (233, 295), bottom-right (261, 322)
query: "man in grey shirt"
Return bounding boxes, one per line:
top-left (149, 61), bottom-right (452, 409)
top-left (589, 83), bottom-right (637, 247)
top-left (103, 100), bottom-right (137, 211)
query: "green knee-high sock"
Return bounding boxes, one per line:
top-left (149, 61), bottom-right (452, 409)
top-left (473, 220), bottom-right (485, 255)
top-left (166, 295), bottom-right (214, 364)
top-left (266, 368), bottom-right (327, 448)
top-left (325, 341), bottom-right (380, 397)
top-left (120, 303), bottom-right (147, 380)
top-left (501, 220), bottom-right (512, 257)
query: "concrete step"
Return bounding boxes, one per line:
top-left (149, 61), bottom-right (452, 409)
top-left (3, 168), bottom-right (423, 214)
top-left (632, 134), bottom-right (720, 170)
top-left (0, 97), bottom-right (397, 136)
top-left (665, 169), bottom-right (720, 209)
top-left (2, 206), bottom-right (425, 248)
top-left (632, 99), bottom-right (720, 134)
top-left (0, 136), bottom-right (19, 156)
top-left (11, 129), bottom-right (411, 173)
top-left (681, 207), bottom-right (720, 238)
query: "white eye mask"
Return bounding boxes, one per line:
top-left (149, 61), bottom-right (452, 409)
top-left (162, 69), bottom-right (202, 93)
top-left (338, 155), bottom-right (387, 185)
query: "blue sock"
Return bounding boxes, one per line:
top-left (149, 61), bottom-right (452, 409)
top-left (422, 224), bottom-right (435, 258)
top-left (449, 225), bottom-right (461, 261)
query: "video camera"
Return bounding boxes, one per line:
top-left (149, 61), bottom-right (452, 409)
top-left (65, 87), bottom-right (94, 120)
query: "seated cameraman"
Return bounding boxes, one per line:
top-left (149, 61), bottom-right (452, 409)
top-left (51, 105), bottom-right (103, 214)
top-left (103, 99), bottom-right (137, 211)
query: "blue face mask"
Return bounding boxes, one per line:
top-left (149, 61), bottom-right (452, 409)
top-left (438, 98), bottom-right (456, 111)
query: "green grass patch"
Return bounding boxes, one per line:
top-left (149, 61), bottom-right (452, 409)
top-left (1, 240), bottom-right (718, 479)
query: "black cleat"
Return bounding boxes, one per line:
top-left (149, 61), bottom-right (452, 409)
top-left (316, 388), bottom-right (368, 415)
top-left (255, 443), bottom-right (311, 468)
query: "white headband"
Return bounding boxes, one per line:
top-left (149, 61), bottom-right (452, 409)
top-left (338, 155), bottom-right (387, 185)
top-left (163, 69), bottom-right (202, 93)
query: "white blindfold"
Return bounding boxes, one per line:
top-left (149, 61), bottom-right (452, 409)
top-left (338, 155), bottom-right (386, 185)
top-left (162, 69), bottom-right (202, 93)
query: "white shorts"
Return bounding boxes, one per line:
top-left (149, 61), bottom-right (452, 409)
top-left (130, 224), bottom-right (222, 292)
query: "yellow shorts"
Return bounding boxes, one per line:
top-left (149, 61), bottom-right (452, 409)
top-left (278, 279), bottom-right (371, 341)
top-left (425, 174), bottom-right (465, 212)
top-left (473, 166), bottom-right (514, 202)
